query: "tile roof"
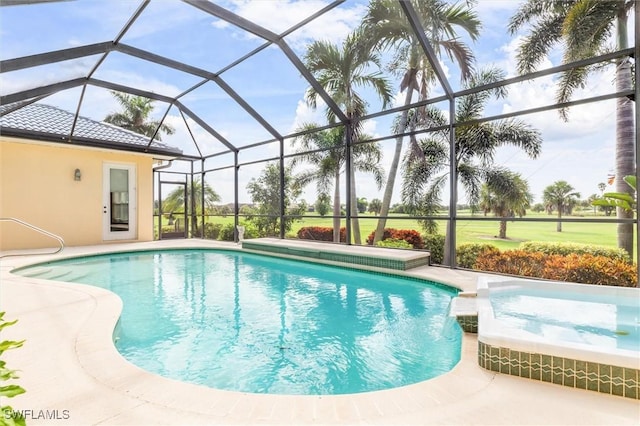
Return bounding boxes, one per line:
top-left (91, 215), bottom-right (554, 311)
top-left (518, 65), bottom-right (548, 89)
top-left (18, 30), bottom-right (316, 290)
top-left (0, 103), bottom-right (182, 156)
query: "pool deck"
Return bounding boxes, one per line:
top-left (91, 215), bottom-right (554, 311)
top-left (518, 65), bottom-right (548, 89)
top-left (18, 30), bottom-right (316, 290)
top-left (1, 240), bottom-right (638, 425)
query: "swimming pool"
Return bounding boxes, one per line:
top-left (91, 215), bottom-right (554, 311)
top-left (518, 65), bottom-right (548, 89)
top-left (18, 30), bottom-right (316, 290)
top-left (477, 277), bottom-right (640, 399)
top-left (15, 249), bottom-right (461, 395)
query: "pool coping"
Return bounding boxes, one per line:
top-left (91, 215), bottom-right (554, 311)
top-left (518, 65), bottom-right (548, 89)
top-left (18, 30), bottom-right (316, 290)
top-left (1, 240), bottom-right (639, 425)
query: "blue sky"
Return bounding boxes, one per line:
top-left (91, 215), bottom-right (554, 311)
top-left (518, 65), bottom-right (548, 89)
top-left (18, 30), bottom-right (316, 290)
top-left (0, 0), bottom-right (630, 206)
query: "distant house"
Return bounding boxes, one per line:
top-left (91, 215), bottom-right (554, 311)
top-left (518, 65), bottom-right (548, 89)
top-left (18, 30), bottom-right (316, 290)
top-left (0, 103), bottom-right (182, 251)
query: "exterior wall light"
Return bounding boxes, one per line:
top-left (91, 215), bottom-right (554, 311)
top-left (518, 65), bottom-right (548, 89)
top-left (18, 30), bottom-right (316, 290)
top-left (74, 168), bottom-right (82, 181)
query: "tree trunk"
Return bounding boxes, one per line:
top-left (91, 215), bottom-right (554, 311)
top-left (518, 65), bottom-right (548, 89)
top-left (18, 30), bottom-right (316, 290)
top-left (557, 208), bottom-right (562, 232)
top-left (350, 166), bottom-right (361, 244)
top-left (332, 170), bottom-right (341, 243)
top-left (499, 220), bottom-right (507, 239)
top-left (615, 12), bottom-right (634, 258)
top-left (373, 80), bottom-right (415, 244)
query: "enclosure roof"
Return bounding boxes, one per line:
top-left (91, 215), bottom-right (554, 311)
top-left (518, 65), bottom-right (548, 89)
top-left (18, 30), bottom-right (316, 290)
top-left (0, 0), bottom-right (451, 159)
top-left (0, 102), bottom-right (183, 156)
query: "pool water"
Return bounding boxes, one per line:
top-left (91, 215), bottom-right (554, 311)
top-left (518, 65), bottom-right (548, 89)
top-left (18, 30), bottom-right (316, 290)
top-left (17, 249), bottom-right (461, 395)
top-left (490, 288), bottom-right (640, 352)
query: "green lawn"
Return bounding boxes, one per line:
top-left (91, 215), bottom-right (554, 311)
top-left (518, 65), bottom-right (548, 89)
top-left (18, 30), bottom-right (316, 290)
top-left (191, 210), bottom-right (621, 250)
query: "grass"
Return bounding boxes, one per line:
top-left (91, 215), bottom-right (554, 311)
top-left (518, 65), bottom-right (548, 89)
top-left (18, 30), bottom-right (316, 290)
top-left (180, 209), bottom-right (622, 250)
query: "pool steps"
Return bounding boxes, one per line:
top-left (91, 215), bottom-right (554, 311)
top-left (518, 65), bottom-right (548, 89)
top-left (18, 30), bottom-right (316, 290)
top-left (18, 266), bottom-right (89, 282)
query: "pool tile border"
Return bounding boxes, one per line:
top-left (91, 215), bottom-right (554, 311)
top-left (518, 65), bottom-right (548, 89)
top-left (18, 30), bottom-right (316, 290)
top-left (242, 241), bottom-right (430, 270)
top-left (455, 315), bottom-right (478, 333)
top-left (478, 341), bottom-right (640, 399)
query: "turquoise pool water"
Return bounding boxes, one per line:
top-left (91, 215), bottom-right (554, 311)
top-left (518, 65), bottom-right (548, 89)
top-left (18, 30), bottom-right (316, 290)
top-left (490, 288), bottom-right (640, 352)
top-left (16, 249), bottom-right (461, 395)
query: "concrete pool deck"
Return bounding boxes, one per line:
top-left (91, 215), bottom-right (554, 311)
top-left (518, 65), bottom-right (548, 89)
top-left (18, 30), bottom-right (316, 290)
top-left (1, 240), bottom-right (638, 425)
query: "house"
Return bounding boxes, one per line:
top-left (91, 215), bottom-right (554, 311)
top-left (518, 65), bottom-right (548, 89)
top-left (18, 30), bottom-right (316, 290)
top-left (0, 103), bottom-right (182, 251)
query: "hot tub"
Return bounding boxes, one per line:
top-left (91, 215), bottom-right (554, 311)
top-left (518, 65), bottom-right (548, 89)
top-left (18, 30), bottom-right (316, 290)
top-left (476, 276), bottom-right (639, 399)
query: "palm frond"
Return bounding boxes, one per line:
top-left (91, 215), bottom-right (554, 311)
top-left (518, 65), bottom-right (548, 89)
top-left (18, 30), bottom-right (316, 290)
top-left (563, 0), bottom-right (616, 61)
top-left (556, 65), bottom-right (591, 120)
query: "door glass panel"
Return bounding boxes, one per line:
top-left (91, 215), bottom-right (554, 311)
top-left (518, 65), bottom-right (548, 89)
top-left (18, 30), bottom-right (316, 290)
top-left (110, 169), bottom-right (129, 232)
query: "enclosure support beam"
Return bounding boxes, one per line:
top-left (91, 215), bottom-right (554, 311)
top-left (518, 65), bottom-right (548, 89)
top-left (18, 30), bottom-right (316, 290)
top-left (635, 1), bottom-right (640, 287)
top-left (201, 160), bottom-right (206, 240)
top-left (447, 99), bottom-right (457, 267)
top-left (345, 122), bottom-right (353, 245)
top-left (279, 137), bottom-right (286, 240)
top-left (234, 152), bottom-right (240, 243)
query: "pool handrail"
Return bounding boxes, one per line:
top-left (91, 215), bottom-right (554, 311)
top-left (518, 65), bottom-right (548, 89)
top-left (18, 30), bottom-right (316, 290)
top-left (0, 217), bottom-right (65, 258)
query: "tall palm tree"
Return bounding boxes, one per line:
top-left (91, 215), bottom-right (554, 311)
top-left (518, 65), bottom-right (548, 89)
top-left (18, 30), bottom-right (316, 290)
top-left (360, 0), bottom-right (481, 244)
top-left (543, 180), bottom-right (581, 232)
top-left (303, 29), bottom-right (392, 244)
top-left (508, 0), bottom-right (635, 255)
top-left (291, 124), bottom-right (385, 243)
top-left (104, 91), bottom-right (175, 140)
top-left (479, 170), bottom-right (533, 239)
top-left (402, 68), bottom-right (542, 263)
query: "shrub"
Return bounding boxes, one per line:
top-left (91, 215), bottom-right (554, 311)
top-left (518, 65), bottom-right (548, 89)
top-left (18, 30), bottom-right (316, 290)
top-left (475, 250), bottom-right (637, 287)
top-left (519, 241), bottom-right (631, 263)
top-left (543, 254), bottom-right (637, 287)
top-left (422, 233), bottom-right (445, 264)
top-left (297, 226), bottom-right (346, 242)
top-left (217, 222), bottom-right (259, 241)
top-left (366, 228), bottom-right (424, 249)
top-left (456, 243), bottom-right (500, 269)
top-left (475, 250), bottom-right (547, 278)
top-left (375, 238), bottom-right (412, 249)
top-left (202, 223), bottom-right (223, 240)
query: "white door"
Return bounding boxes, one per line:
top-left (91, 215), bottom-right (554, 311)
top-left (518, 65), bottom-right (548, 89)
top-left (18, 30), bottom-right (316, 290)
top-left (103, 163), bottom-right (137, 241)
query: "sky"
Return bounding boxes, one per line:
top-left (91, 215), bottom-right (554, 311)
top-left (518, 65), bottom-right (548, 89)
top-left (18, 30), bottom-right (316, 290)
top-left (0, 0), bottom-right (632, 207)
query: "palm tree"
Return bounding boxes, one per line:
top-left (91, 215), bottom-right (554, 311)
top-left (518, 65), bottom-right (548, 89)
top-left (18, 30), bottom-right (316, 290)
top-left (509, 0), bottom-right (635, 255)
top-left (291, 124), bottom-right (385, 243)
top-left (479, 170), bottom-right (533, 239)
top-left (303, 29), bottom-right (392, 244)
top-left (162, 180), bottom-right (220, 216)
top-left (543, 181), bottom-right (580, 232)
top-left (402, 68), bottom-right (542, 263)
top-left (104, 91), bottom-right (175, 140)
top-left (360, 0), bottom-right (481, 244)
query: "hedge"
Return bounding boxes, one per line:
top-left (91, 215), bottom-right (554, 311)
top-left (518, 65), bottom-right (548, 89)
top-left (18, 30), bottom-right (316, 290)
top-left (297, 226), bottom-right (346, 242)
top-left (217, 222), bottom-right (259, 241)
top-left (365, 228), bottom-right (424, 249)
top-left (519, 241), bottom-right (631, 263)
top-left (475, 250), bottom-right (637, 287)
top-left (456, 243), bottom-right (500, 269)
top-left (422, 234), bottom-right (445, 264)
top-left (375, 238), bottom-right (412, 249)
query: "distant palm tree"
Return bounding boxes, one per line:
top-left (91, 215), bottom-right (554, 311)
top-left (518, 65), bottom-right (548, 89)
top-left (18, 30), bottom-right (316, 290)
top-left (104, 91), bottom-right (175, 140)
top-left (360, 0), bottom-right (481, 244)
top-left (291, 124), bottom-right (385, 243)
top-left (303, 29), bottom-right (392, 244)
top-left (162, 180), bottom-right (220, 215)
top-left (509, 0), bottom-right (635, 254)
top-left (543, 180), bottom-right (580, 232)
top-left (479, 170), bottom-right (533, 239)
top-left (368, 198), bottom-right (382, 216)
top-left (402, 68), bottom-right (542, 263)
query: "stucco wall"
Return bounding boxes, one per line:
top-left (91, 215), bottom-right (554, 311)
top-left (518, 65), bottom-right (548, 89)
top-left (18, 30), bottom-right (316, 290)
top-left (0, 137), bottom-right (156, 250)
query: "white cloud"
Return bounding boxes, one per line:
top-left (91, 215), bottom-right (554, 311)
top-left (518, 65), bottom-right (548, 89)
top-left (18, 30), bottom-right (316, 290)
top-left (213, 0), bottom-right (366, 48)
top-left (289, 98), bottom-right (327, 133)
